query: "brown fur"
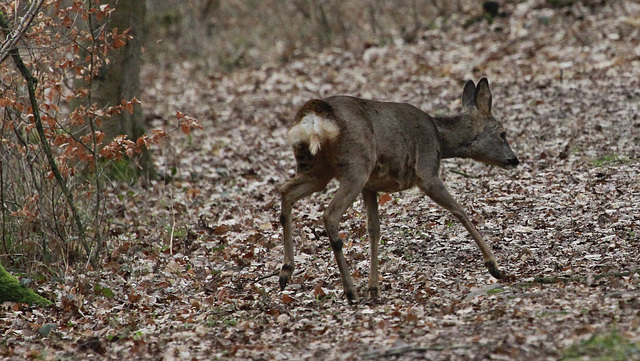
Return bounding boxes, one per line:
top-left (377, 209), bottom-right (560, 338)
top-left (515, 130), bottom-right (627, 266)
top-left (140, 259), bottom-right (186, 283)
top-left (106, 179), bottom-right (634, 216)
top-left (279, 78), bottom-right (519, 303)
top-left (293, 99), bottom-right (336, 123)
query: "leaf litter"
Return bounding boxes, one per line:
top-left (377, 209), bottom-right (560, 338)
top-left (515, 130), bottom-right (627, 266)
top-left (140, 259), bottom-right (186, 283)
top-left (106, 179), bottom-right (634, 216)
top-left (2, 1), bottom-right (640, 360)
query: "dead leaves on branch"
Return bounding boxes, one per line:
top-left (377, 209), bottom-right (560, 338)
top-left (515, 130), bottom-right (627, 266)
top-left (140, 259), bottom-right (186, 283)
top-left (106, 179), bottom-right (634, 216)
top-left (0, 0), bottom-right (203, 273)
top-left (176, 110), bottom-right (203, 135)
top-left (100, 134), bottom-right (138, 160)
top-left (100, 109), bottom-right (200, 160)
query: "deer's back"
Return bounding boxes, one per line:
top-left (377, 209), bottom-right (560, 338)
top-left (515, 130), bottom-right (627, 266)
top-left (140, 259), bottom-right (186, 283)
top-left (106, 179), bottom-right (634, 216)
top-left (322, 96), bottom-right (441, 192)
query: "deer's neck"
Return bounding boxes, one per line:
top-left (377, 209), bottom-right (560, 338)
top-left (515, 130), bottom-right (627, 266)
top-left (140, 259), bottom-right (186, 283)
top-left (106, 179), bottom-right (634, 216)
top-left (431, 114), bottom-right (474, 160)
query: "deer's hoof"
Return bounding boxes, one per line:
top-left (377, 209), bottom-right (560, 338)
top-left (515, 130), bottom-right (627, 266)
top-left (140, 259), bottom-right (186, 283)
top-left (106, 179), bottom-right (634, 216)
top-left (367, 286), bottom-right (380, 299)
top-left (279, 264), bottom-right (294, 290)
top-left (278, 275), bottom-right (289, 291)
top-left (485, 260), bottom-right (502, 279)
top-left (345, 289), bottom-right (360, 304)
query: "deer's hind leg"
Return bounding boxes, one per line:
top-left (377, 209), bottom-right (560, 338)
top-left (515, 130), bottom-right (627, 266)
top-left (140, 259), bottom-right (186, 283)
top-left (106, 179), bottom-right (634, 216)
top-left (279, 171), bottom-right (332, 291)
top-left (322, 166), bottom-right (371, 303)
top-left (362, 188), bottom-right (381, 299)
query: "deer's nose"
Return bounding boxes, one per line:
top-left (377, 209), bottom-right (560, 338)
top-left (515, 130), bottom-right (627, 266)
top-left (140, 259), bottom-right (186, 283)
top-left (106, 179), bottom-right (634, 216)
top-left (508, 157), bottom-right (519, 167)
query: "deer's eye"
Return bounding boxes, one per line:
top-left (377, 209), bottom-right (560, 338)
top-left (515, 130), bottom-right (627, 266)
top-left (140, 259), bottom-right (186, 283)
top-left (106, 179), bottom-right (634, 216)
top-left (500, 132), bottom-right (507, 140)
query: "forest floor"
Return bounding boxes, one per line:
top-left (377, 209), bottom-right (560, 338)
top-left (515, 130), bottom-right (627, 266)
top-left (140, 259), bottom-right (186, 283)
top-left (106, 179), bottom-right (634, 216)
top-left (2, 1), bottom-right (640, 360)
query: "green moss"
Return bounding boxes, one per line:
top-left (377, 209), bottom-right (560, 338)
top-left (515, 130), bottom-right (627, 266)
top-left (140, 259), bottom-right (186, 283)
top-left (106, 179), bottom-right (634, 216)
top-left (94, 284), bottom-right (115, 298)
top-left (561, 330), bottom-right (640, 361)
top-left (590, 154), bottom-right (635, 167)
top-left (0, 264), bottom-right (52, 307)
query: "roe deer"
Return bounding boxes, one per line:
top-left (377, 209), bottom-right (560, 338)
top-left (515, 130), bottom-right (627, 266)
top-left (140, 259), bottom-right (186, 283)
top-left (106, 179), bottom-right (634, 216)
top-left (279, 78), bottom-right (519, 302)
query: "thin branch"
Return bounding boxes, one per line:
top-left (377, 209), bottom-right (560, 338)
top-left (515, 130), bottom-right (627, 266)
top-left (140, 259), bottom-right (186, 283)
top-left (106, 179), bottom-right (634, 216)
top-left (169, 213), bottom-right (175, 255)
top-left (169, 183), bottom-right (176, 255)
top-left (0, 113), bottom-right (9, 262)
top-left (252, 271), bottom-right (279, 284)
top-left (515, 269), bottom-right (640, 286)
top-left (0, 149), bottom-right (14, 264)
top-left (0, 14), bottom-right (91, 262)
top-left (0, 1), bottom-right (45, 65)
top-left (86, 0), bottom-right (103, 263)
top-left (450, 169), bottom-right (480, 179)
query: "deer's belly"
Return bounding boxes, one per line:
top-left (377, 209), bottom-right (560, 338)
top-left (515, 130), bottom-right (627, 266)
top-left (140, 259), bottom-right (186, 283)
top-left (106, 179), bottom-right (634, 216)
top-left (365, 167), bottom-right (416, 193)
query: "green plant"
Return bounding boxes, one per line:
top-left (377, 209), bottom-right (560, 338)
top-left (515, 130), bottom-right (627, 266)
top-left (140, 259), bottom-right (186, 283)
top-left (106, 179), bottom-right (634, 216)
top-left (94, 284), bottom-right (115, 298)
top-left (590, 154), bottom-right (634, 167)
top-left (561, 330), bottom-right (640, 361)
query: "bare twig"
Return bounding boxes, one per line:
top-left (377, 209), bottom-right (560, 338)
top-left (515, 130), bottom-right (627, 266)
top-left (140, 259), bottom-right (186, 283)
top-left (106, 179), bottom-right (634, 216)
top-left (252, 269), bottom-right (306, 284)
top-left (169, 213), bottom-right (175, 255)
top-left (252, 271), bottom-right (279, 284)
top-left (0, 14), bottom-right (91, 264)
top-left (0, 145), bottom-right (14, 263)
top-left (450, 169), bottom-right (480, 179)
top-left (86, 0), bottom-right (103, 263)
top-left (516, 269), bottom-right (640, 286)
top-left (169, 184), bottom-right (175, 255)
top-left (0, 110), bottom-right (9, 261)
top-left (0, 1), bottom-right (45, 65)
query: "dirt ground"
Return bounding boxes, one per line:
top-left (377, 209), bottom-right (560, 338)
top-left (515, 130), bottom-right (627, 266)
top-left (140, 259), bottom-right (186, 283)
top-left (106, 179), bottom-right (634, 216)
top-left (2, 1), bottom-right (639, 360)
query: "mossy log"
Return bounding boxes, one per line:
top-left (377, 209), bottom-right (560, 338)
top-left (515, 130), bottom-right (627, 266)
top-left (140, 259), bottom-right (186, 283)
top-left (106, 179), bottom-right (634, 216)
top-left (0, 263), bottom-right (52, 307)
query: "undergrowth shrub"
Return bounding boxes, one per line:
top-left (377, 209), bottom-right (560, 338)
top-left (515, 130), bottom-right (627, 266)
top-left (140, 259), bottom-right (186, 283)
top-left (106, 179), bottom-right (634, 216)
top-left (145, 0), bottom-right (465, 71)
top-left (0, 1), bottom-right (200, 274)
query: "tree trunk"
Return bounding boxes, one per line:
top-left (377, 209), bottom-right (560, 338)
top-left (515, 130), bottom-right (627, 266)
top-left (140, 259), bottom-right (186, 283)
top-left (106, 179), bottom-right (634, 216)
top-left (92, 0), bottom-right (153, 179)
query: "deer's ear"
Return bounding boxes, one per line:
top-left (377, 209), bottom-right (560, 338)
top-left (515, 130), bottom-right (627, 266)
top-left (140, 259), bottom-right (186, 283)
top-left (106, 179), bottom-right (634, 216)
top-left (462, 80), bottom-right (476, 111)
top-left (474, 78), bottom-right (492, 115)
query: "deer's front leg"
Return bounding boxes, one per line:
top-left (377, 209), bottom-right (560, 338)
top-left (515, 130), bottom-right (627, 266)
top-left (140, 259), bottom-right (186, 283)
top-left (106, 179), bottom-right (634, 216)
top-left (420, 178), bottom-right (503, 279)
top-left (362, 189), bottom-right (381, 299)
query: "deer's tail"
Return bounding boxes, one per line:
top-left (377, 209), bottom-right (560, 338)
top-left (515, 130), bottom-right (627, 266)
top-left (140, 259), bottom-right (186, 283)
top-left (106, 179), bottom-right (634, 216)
top-left (287, 100), bottom-right (339, 155)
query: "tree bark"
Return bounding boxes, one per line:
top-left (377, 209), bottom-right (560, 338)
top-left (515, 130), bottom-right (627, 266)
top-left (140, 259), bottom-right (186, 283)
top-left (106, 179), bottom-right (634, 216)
top-left (90, 0), bottom-right (153, 178)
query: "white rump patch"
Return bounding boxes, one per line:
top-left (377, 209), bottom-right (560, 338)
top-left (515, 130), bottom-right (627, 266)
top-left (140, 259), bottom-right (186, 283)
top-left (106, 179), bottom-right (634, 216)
top-left (287, 113), bottom-right (339, 155)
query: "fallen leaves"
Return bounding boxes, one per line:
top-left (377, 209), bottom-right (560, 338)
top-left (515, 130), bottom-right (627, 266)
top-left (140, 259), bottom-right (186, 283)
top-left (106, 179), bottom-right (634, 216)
top-left (378, 193), bottom-right (392, 206)
top-left (3, 0), bottom-right (640, 360)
